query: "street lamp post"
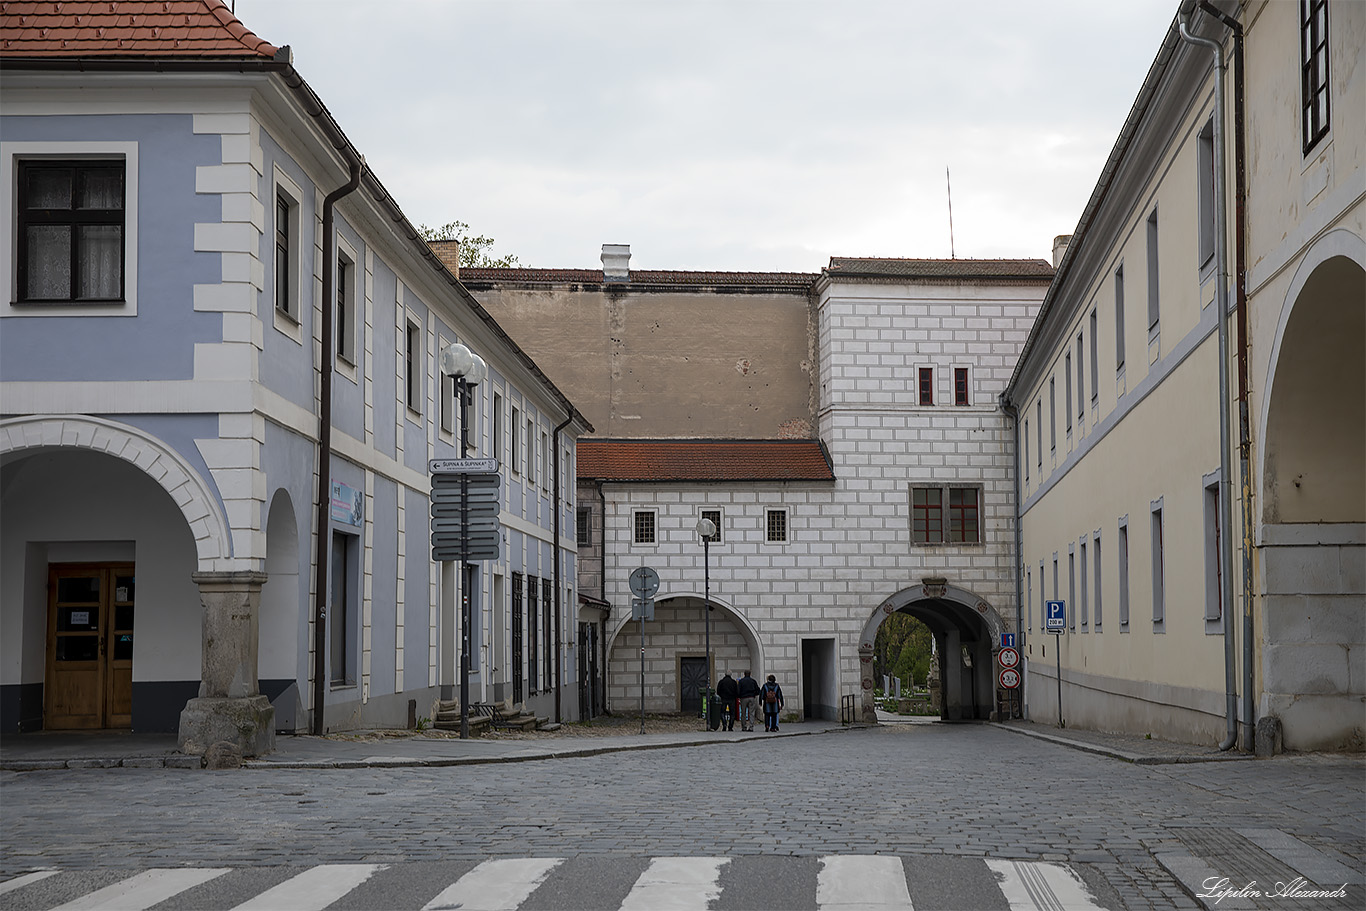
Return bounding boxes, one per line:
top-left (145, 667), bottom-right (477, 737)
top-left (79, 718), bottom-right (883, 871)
top-left (695, 516), bottom-right (716, 729)
top-left (439, 342), bottom-right (487, 739)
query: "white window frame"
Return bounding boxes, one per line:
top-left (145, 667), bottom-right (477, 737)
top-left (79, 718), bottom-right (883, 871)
top-left (951, 364), bottom-right (972, 407)
top-left (334, 233), bottom-right (358, 380)
top-left (438, 333), bottom-right (456, 439)
top-left (1151, 498), bottom-right (1165, 630)
top-left (632, 509), bottom-right (658, 547)
top-left (272, 165), bottom-right (303, 342)
top-left (1146, 208), bottom-right (1160, 339)
top-left (916, 364), bottom-right (936, 406)
top-left (404, 314), bottom-right (424, 419)
top-left (1092, 530), bottom-right (1103, 631)
top-left (510, 405), bottom-right (521, 476)
top-left (1197, 118), bottom-right (1217, 272)
top-left (764, 507), bottom-right (790, 545)
top-left (698, 507), bottom-right (723, 544)
top-left (1118, 516), bottom-right (1130, 630)
top-left (3, 140), bottom-right (140, 318)
top-left (1203, 471), bottom-right (1224, 632)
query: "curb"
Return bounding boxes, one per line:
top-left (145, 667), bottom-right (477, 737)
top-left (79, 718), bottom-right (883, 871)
top-left (997, 723), bottom-right (1256, 764)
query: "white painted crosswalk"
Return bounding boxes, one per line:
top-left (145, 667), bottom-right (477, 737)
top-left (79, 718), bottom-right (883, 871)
top-left (0, 856), bottom-right (1109, 911)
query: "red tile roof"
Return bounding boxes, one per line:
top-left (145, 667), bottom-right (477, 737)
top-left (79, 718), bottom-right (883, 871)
top-left (578, 439), bottom-right (835, 483)
top-left (826, 257), bottom-right (1054, 281)
top-left (0, 0), bottom-right (279, 58)
top-left (460, 268), bottom-right (818, 292)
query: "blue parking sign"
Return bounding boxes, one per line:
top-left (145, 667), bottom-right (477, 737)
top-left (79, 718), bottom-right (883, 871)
top-left (1045, 600), bottom-right (1067, 633)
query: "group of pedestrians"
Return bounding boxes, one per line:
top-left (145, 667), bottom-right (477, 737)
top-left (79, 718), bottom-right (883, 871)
top-left (716, 670), bottom-right (784, 732)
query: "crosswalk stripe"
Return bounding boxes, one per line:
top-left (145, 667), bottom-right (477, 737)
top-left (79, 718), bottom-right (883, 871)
top-left (47, 867), bottom-right (231, 911)
top-left (618, 857), bottom-right (729, 911)
top-left (986, 859), bottom-right (1103, 911)
top-left (230, 863), bottom-right (387, 911)
top-left (422, 857), bottom-right (563, 911)
top-left (817, 855), bottom-right (914, 910)
top-left (0, 870), bottom-right (58, 896)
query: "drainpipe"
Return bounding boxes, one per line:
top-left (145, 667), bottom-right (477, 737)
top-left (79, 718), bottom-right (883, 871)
top-left (1197, 0), bottom-right (1255, 753)
top-left (1178, 9), bottom-right (1238, 752)
top-left (551, 415), bottom-right (573, 724)
top-left (598, 479), bottom-right (610, 712)
top-left (310, 158), bottom-right (364, 736)
top-left (1002, 397), bottom-right (1026, 720)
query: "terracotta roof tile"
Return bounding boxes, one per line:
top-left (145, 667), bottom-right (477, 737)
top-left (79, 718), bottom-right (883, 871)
top-left (460, 267), bottom-right (818, 291)
top-left (0, 1), bottom-right (279, 59)
top-left (826, 257), bottom-right (1054, 280)
top-left (578, 439), bottom-right (835, 483)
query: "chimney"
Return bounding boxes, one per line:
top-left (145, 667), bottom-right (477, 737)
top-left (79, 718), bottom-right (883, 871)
top-left (601, 244), bottom-right (630, 282)
top-left (429, 239), bottom-right (460, 278)
top-left (1051, 234), bottom-right (1072, 269)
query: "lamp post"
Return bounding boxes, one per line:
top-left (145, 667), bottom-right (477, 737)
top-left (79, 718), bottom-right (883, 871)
top-left (439, 342), bottom-right (487, 739)
top-left (695, 516), bottom-right (716, 729)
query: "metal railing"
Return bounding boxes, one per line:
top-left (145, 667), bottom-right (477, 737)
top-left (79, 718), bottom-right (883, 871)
top-left (840, 693), bottom-right (859, 725)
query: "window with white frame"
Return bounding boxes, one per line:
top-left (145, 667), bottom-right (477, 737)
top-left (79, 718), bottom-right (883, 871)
top-left (1151, 499), bottom-right (1165, 628)
top-left (576, 507), bottom-right (591, 547)
top-left (1115, 265), bottom-right (1126, 371)
top-left (765, 508), bottom-right (789, 544)
top-left (1118, 517), bottom-right (1130, 628)
top-left (953, 367), bottom-right (970, 406)
top-left (1024, 415), bottom-right (1031, 485)
top-left (273, 173), bottom-right (302, 323)
top-left (1065, 353), bottom-right (1073, 433)
top-left (1026, 569), bottom-right (1033, 632)
top-left (493, 393), bottom-right (503, 463)
top-left (1093, 531), bottom-right (1103, 630)
top-left (510, 406), bottom-right (521, 475)
top-left (440, 371), bottom-right (454, 435)
top-left (917, 366), bottom-right (935, 406)
top-left (1088, 309), bottom-right (1099, 404)
top-left (1204, 477), bottom-right (1223, 627)
top-left (1068, 546), bottom-right (1076, 631)
top-left (405, 319), bottom-right (422, 413)
top-left (1301, 0), bottom-right (1330, 154)
top-left (1035, 400), bottom-right (1043, 470)
top-left (699, 508), bottom-right (722, 543)
top-left (911, 485), bottom-right (981, 545)
top-left (1080, 539), bottom-right (1088, 629)
top-left (16, 159), bottom-right (124, 303)
top-left (1049, 378), bottom-right (1057, 453)
top-left (1076, 334), bottom-right (1085, 425)
top-left (1197, 119), bottom-right (1216, 268)
top-left (633, 510), bottom-right (657, 545)
top-left (336, 240), bottom-right (357, 365)
top-left (1147, 208), bottom-right (1160, 335)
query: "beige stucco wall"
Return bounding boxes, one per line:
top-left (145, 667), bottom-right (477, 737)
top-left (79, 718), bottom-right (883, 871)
top-left (472, 285), bottom-right (816, 439)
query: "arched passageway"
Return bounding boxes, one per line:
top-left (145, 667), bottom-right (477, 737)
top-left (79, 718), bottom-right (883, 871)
top-left (605, 594), bottom-right (762, 714)
top-left (1259, 245), bottom-right (1365, 751)
top-left (858, 581), bottom-right (1005, 722)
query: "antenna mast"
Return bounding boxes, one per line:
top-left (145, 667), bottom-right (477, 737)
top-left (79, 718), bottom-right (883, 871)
top-left (946, 166), bottom-right (956, 259)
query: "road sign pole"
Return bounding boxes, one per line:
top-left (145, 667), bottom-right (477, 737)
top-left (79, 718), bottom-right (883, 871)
top-left (1056, 633), bottom-right (1063, 729)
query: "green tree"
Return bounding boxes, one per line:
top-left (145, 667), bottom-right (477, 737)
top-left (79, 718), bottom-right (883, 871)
top-left (419, 220), bottom-right (523, 268)
top-left (873, 613), bottom-right (934, 689)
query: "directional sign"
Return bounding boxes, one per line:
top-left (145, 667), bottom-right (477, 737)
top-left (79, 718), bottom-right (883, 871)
top-left (431, 517), bottom-right (502, 535)
top-left (999, 667), bottom-right (1021, 689)
top-left (431, 486), bottom-right (501, 503)
top-left (433, 543), bottom-right (501, 562)
top-left (430, 501), bottom-right (500, 519)
top-left (998, 647), bottom-right (1020, 669)
top-left (430, 458), bottom-right (499, 474)
top-left (632, 598), bottom-right (655, 621)
top-left (431, 472), bottom-right (501, 490)
top-left (1045, 600), bottom-right (1067, 633)
top-left (431, 531), bottom-right (501, 547)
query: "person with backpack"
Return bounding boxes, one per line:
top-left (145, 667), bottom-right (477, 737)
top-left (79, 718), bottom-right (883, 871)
top-left (761, 674), bottom-right (785, 732)
top-left (716, 671), bottom-right (739, 731)
top-left (736, 670), bottom-right (761, 732)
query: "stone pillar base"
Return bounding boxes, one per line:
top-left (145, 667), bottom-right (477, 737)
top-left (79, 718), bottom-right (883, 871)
top-left (178, 695), bottom-right (275, 758)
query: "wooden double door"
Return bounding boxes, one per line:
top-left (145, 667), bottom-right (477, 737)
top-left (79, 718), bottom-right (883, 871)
top-left (46, 563), bottom-right (135, 729)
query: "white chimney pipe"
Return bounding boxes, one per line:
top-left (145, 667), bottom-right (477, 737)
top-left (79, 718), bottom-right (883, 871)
top-left (602, 244), bottom-right (630, 282)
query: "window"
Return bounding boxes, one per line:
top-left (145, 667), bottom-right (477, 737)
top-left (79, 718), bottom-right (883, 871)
top-left (1068, 547), bottom-right (1076, 631)
top-left (1197, 119), bottom-right (1216, 268)
top-left (511, 407), bottom-right (521, 474)
top-left (1204, 477), bottom-right (1223, 625)
top-left (336, 247), bottom-right (356, 364)
top-left (440, 373), bottom-right (455, 435)
top-left (1080, 539), bottom-right (1089, 629)
top-left (1049, 378), bottom-right (1056, 453)
top-left (405, 320), bottom-right (422, 413)
top-left (1027, 569), bottom-right (1033, 632)
top-left (1147, 209), bottom-right (1160, 333)
top-left (954, 367), bottom-right (970, 406)
top-left (1088, 309), bottom-right (1099, 404)
top-left (511, 573), bottom-right (524, 703)
top-left (542, 432), bottom-right (550, 491)
top-left (911, 486), bottom-right (981, 544)
top-left (1114, 265), bottom-right (1126, 371)
top-left (918, 367), bottom-right (934, 405)
top-left (765, 508), bottom-right (789, 544)
top-left (16, 159), bottom-right (124, 304)
top-left (493, 393), bottom-right (504, 463)
top-left (1065, 353), bottom-right (1073, 433)
top-left (1076, 334), bottom-right (1085, 423)
top-left (1024, 416), bottom-right (1030, 485)
top-left (527, 575), bottom-right (539, 693)
top-left (526, 418), bottom-right (536, 484)
top-left (1302, 0), bottom-right (1330, 153)
top-left (633, 510), bottom-right (656, 545)
top-left (1093, 533), bottom-right (1103, 630)
top-left (329, 532), bottom-right (354, 686)
top-left (274, 185), bottom-right (300, 320)
top-left (576, 507), bottom-right (591, 547)
top-left (1151, 500), bottom-right (1165, 627)
top-left (1035, 400), bottom-right (1043, 469)
top-left (699, 508), bottom-right (722, 543)
top-left (1118, 518), bottom-right (1130, 627)
top-left (542, 578), bottom-right (553, 691)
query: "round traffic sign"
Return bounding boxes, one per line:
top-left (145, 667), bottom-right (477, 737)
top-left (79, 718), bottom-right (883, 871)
top-left (998, 647), bottom-right (1020, 669)
top-left (999, 667), bottom-right (1021, 689)
top-left (629, 567), bottom-right (660, 599)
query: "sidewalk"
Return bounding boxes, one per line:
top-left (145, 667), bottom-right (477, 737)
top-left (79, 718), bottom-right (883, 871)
top-left (0, 719), bottom-right (851, 771)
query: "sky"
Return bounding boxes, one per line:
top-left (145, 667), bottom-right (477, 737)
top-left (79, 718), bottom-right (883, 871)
top-left (234, 0), bottom-right (1178, 273)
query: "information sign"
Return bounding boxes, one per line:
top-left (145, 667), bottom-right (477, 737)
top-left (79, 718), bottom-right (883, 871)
top-left (429, 458), bottom-right (499, 474)
top-left (1045, 600), bottom-right (1067, 633)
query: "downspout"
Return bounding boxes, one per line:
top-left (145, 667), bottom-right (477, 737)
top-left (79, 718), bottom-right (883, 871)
top-left (1197, 0), bottom-right (1255, 753)
top-left (551, 415), bottom-right (573, 724)
top-left (1002, 397), bottom-right (1027, 720)
top-left (1178, 9), bottom-right (1238, 751)
top-left (310, 159), bottom-right (364, 736)
top-left (598, 479), bottom-right (610, 712)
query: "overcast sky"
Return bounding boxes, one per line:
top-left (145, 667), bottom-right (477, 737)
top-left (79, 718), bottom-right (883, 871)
top-left (235, 0), bottom-right (1177, 272)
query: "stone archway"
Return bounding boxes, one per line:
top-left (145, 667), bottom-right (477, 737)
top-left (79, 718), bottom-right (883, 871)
top-left (605, 593), bottom-right (763, 714)
top-left (1257, 236), bottom-right (1365, 751)
top-left (858, 579), bottom-right (1006, 723)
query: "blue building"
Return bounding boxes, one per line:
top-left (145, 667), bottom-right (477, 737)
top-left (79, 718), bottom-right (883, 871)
top-left (0, 1), bottom-right (590, 754)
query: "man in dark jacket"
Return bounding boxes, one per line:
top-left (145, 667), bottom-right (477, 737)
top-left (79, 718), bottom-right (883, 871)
top-left (716, 672), bottom-right (739, 731)
top-left (762, 674), bottom-right (785, 731)
top-left (736, 670), bottom-right (761, 732)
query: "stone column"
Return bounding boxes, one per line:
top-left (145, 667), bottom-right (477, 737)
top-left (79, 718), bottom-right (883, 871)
top-left (178, 571), bottom-right (275, 757)
top-left (858, 646), bottom-right (878, 722)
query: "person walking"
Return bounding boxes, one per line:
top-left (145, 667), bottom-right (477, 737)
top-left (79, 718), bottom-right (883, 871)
top-left (761, 674), bottom-right (784, 732)
top-left (716, 672), bottom-right (739, 731)
top-left (737, 670), bottom-right (761, 732)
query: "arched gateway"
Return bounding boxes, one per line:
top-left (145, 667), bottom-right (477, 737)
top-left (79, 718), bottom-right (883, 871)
top-left (858, 579), bottom-right (1007, 723)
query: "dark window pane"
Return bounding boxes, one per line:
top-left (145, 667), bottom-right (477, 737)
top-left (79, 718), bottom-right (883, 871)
top-left (58, 606), bottom-right (99, 632)
top-left (113, 634), bottom-right (134, 661)
top-left (55, 636), bottom-right (99, 661)
top-left (28, 168), bottom-right (73, 209)
top-left (115, 605), bottom-right (135, 631)
top-left (77, 224), bottom-right (121, 299)
top-left (78, 168), bottom-right (122, 210)
top-left (57, 576), bottom-right (100, 603)
top-left (26, 225), bottom-right (72, 299)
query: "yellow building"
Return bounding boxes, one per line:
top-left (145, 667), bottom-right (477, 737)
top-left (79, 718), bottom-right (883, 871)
top-left (1004, 0), bottom-right (1363, 751)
